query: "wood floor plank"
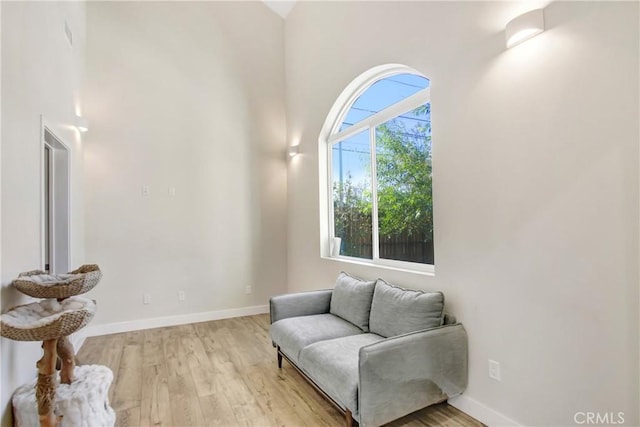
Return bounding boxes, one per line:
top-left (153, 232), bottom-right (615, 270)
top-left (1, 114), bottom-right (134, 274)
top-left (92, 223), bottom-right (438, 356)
top-left (142, 328), bottom-right (165, 368)
top-left (192, 321), bottom-right (223, 354)
top-left (275, 363), bottom-right (344, 426)
top-left (75, 336), bottom-right (102, 365)
top-left (78, 314), bottom-right (484, 427)
top-left (170, 392), bottom-right (206, 427)
top-left (115, 407), bottom-right (141, 427)
top-left (243, 364), bottom-right (310, 427)
top-left (113, 338), bottom-right (143, 411)
top-left (219, 371), bottom-right (267, 424)
top-left (104, 334), bottom-right (127, 403)
top-left (163, 325), bottom-right (201, 398)
top-left (198, 394), bottom-right (239, 427)
top-left (182, 330), bottom-right (218, 397)
top-left (124, 330), bottom-right (145, 347)
top-left (139, 364), bottom-right (172, 427)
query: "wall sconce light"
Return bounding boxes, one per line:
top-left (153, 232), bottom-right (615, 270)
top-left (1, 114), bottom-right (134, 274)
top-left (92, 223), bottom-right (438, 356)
top-left (288, 145), bottom-right (299, 157)
top-left (505, 9), bottom-right (545, 48)
top-left (75, 115), bottom-right (89, 132)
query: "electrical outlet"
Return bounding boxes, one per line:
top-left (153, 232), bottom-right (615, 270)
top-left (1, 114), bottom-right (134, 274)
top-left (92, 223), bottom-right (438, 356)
top-left (244, 285), bottom-right (252, 295)
top-left (168, 186), bottom-right (176, 197)
top-left (143, 293), bottom-right (151, 305)
top-left (489, 359), bottom-right (501, 381)
top-left (178, 290), bottom-right (185, 301)
top-left (142, 185), bottom-right (150, 197)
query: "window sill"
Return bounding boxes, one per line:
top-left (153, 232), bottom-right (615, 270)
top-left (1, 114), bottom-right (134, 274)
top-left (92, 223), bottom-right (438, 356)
top-left (321, 255), bottom-right (435, 277)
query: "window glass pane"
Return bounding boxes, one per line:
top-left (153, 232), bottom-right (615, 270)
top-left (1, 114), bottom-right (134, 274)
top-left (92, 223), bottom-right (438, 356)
top-left (332, 130), bottom-right (372, 259)
top-left (340, 74), bottom-right (429, 132)
top-left (375, 103), bottom-right (433, 264)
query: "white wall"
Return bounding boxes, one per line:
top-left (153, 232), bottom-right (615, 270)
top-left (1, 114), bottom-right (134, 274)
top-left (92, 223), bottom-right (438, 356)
top-left (285, 1), bottom-right (639, 426)
top-left (0, 2), bottom-right (86, 425)
top-left (83, 2), bottom-right (287, 326)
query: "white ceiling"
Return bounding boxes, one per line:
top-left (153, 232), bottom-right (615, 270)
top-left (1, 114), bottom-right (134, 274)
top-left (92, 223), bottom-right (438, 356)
top-left (262, 0), bottom-right (297, 19)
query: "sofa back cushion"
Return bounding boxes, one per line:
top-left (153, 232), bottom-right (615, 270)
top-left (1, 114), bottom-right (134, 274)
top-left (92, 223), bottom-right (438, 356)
top-left (330, 272), bottom-right (376, 332)
top-left (369, 279), bottom-right (444, 337)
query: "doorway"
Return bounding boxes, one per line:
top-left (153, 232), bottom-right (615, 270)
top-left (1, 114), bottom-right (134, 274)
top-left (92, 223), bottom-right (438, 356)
top-left (42, 121), bottom-right (70, 274)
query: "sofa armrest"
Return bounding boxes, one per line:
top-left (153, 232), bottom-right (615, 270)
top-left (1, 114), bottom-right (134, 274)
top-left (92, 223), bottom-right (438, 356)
top-left (269, 289), bottom-right (333, 324)
top-left (358, 323), bottom-right (468, 427)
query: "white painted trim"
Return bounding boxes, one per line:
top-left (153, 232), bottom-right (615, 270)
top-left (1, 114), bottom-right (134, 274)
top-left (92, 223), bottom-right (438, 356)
top-left (40, 116), bottom-right (47, 271)
top-left (40, 117), bottom-right (72, 273)
top-left (449, 395), bottom-right (522, 427)
top-left (321, 254), bottom-right (434, 277)
top-left (370, 126), bottom-right (380, 260)
top-left (82, 305), bottom-right (270, 338)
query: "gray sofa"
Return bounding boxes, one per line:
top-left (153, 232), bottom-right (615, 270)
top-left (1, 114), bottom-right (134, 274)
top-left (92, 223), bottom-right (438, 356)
top-left (269, 272), bottom-right (468, 427)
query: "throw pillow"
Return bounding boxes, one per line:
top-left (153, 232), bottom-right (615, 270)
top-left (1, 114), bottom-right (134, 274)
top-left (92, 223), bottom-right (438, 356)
top-left (369, 279), bottom-right (444, 337)
top-left (329, 272), bottom-right (376, 332)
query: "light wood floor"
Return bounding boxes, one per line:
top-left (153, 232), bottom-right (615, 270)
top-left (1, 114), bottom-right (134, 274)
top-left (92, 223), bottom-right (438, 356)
top-left (77, 314), bottom-right (483, 427)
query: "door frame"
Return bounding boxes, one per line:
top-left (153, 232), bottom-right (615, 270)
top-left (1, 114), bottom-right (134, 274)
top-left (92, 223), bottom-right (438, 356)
top-left (40, 116), bottom-right (71, 274)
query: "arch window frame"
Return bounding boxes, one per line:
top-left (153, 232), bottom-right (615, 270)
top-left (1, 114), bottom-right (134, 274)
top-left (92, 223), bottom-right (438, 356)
top-left (319, 64), bottom-right (434, 274)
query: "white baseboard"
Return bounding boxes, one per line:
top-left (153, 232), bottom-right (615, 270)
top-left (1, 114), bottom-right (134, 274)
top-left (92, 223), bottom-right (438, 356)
top-left (81, 304), bottom-right (269, 339)
top-left (449, 394), bottom-right (522, 427)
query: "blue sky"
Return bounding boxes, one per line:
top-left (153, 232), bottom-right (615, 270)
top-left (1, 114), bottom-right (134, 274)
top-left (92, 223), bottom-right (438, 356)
top-left (333, 73), bottom-right (430, 191)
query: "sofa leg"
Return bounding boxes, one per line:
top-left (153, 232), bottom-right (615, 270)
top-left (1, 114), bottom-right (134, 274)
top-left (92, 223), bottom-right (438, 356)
top-left (345, 410), bottom-right (353, 427)
top-left (277, 347), bottom-right (282, 369)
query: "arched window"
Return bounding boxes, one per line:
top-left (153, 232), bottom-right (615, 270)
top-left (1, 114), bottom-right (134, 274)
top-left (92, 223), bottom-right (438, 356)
top-left (320, 65), bottom-right (434, 271)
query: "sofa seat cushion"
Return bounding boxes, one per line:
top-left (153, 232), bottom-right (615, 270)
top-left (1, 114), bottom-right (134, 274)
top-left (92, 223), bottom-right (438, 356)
top-left (270, 313), bottom-right (363, 364)
top-left (369, 279), bottom-right (445, 338)
top-left (298, 333), bottom-right (386, 415)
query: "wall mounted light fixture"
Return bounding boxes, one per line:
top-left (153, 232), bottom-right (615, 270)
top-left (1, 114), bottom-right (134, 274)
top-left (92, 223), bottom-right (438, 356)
top-left (75, 115), bottom-right (89, 133)
top-left (505, 9), bottom-right (545, 48)
top-left (288, 145), bottom-right (299, 157)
